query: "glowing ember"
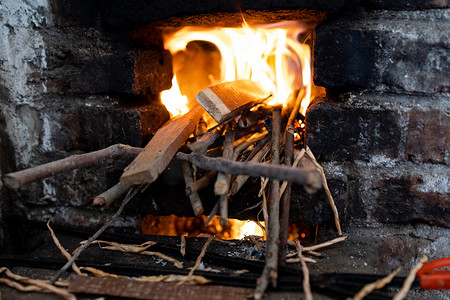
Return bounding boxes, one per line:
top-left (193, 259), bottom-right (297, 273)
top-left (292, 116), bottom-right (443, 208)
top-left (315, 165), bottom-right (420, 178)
top-left (161, 21), bottom-right (312, 117)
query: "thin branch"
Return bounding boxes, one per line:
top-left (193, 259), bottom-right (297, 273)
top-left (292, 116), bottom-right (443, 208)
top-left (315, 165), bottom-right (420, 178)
top-left (185, 171), bottom-right (218, 196)
top-left (181, 161), bottom-right (204, 216)
top-left (295, 240), bottom-right (313, 300)
top-left (305, 146), bottom-right (342, 235)
top-left (176, 153), bottom-right (321, 192)
top-left (393, 254), bottom-right (428, 300)
top-left (92, 182), bottom-right (133, 210)
top-left (3, 144), bottom-right (142, 189)
top-left (47, 220), bottom-right (83, 276)
top-left (279, 126), bottom-right (294, 266)
top-left (188, 236), bottom-right (213, 278)
top-left (48, 186), bottom-right (141, 284)
top-left (254, 107), bottom-right (282, 299)
top-left (352, 267), bottom-right (402, 300)
top-left (188, 126), bottom-right (223, 154)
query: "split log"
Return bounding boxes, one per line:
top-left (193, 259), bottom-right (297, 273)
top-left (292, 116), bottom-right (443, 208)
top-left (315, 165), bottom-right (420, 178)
top-left (3, 144), bottom-right (143, 190)
top-left (121, 105), bottom-right (204, 185)
top-left (176, 153), bottom-right (321, 192)
top-left (196, 80), bottom-right (271, 124)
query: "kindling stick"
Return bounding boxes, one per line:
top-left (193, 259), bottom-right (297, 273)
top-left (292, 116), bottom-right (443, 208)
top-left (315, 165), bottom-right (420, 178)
top-left (278, 126), bottom-right (294, 266)
top-left (176, 153), bottom-right (321, 192)
top-left (92, 182), bottom-right (133, 210)
top-left (254, 107), bottom-right (282, 299)
top-left (181, 161), bottom-right (204, 216)
top-left (4, 144), bottom-right (142, 190)
top-left (48, 186), bottom-right (142, 284)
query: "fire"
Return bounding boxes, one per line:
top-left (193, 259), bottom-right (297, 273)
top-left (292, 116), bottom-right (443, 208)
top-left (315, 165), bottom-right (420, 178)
top-left (161, 21), bottom-right (312, 117)
top-left (141, 214), bottom-right (264, 240)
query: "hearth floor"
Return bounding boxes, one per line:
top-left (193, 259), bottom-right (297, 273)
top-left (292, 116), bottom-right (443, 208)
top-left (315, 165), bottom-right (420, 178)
top-left (1, 225), bottom-right (448, 299)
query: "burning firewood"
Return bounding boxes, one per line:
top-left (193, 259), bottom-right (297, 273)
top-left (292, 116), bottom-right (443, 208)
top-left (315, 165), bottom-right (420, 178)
top-left (196, 80), bottom-right (271, 124)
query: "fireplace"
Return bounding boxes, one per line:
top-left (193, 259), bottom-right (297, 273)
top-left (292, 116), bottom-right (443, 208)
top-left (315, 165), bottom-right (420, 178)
top-left (0, 0), bottom-right (449, 298)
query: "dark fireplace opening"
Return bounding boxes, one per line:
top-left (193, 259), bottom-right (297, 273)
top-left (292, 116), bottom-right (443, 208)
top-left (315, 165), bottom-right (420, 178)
top-left (0, 1), bottom-right (448, 299)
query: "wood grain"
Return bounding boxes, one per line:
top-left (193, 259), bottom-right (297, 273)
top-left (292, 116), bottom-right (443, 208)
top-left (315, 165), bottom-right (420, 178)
top-left (68, 275), bottom-right (253, 300)
top-left (120, 105), bottom-right (204, 185)
top-left (196, 80), bottom-right (269, 123)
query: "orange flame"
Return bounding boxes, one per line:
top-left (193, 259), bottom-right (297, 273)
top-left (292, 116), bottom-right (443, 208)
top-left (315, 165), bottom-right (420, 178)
top-left (162, 21), bottom-right (312, 117)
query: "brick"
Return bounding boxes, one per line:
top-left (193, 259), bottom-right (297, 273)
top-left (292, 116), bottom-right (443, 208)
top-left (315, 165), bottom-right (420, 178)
top-left (43, 27), bottom-right (173, 95)
top-left (364, 0), bottom-right (449, 10)
top-left (305, 96), bottom-right (402, 162)
top-left (321, 161), bottom-right (450, 228)
top-left (406, 109), bottom-right (450, 164)
top-left (100, 0), bottom-right (334, 27)
top-left (306, 93), bottom-right (450, 164)
top-left (314, 10), bottom-right (450, 93)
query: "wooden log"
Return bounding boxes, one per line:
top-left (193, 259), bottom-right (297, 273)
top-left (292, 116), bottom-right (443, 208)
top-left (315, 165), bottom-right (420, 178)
top-left (196, 80), bottom-right (270, 124)
top-left (68, 275), bottom-right (254, 300)
top-left (120, 105), bottom-right (204, 185)
top-left (176, 152), bottom-right (321, 191)
top-left (3, 144), bottom-right (143, 190)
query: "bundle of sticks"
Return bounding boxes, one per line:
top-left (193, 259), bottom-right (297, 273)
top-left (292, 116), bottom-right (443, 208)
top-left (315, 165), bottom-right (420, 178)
top-left (3, 79), bottom-right (342, 298)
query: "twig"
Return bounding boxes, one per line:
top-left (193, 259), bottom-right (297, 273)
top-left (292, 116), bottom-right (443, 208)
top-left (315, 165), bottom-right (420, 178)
top-left (46, 220), bottom-right (83, 276)
top-left (393, 254), bottom-right (428, 300)
top-left (215, 127), bottom-right (234, 196)
top-left (287, 236), bottom-right (347, 255)
top-left (232, 132), bottom-right (268, 161)
top-left (188, 236), bottom-right (213, 277)
top-left (279, 148), bottom-right (306, 197)
top-left (181, 161), bottom-right (204, 216)
top-left (185, 171), bottom-right (217, 196)
top-left (48, 186), bottom-right (141, 284)
top-left (81, 267), bottom-right (125, 278)
top-left (92, 182), bottom-right (133, 210)
top-left (3, 144), bottom-right (142, 189)
top-left (261, 180), bottom-right (269, 226)
top-left (285, 257), bottom-right (317, 264)
top-left (180, 233), bottom-right (187, 257)
top-left (254, 107), bottom-right (282, 299)
top-left (286, 88), bottom-right (306, 129)
top-left (140, 250), bottom-right (183, 269)
top-left (0, 278), bottom-right (44, 292)
top-left (177, 153), bottom-right (321, 193)
top-left (305, 147), bottom-right (342, 235)
top-left (295, 240), bottom-right (313, 300)
top-left (231, 142), bottom-right (271, 195)
top-left (188, 126), bottom-right (223, 154)
top-left (204, 200), bottom-right (220, 226)
top-left (0, 267), bottom-right (76, 300)
top-left (279, 126), bottom-right (294, 266)
top-left (352, 267), bottom-right (402, 300)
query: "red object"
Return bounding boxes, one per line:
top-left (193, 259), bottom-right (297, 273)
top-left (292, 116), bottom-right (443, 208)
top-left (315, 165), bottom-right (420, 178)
top-left (417, 257), bottom-right (450, 290)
